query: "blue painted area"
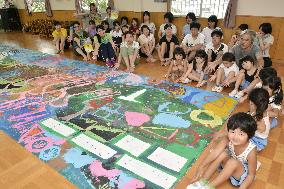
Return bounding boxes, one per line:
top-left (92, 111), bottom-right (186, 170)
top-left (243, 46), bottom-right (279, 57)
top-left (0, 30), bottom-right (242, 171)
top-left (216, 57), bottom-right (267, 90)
top-left (110, 172), bottom-right (132, 188)
top-left (63, 148), bottom-right (95, 168)
top-left (152, 113), bottom-right (190, 128)
top-left (182, 90), bottom-right (221, 108)
top-left (39, 145), bottom-right (61, 161)
top-left (60, 165), bottom-right (94, 189)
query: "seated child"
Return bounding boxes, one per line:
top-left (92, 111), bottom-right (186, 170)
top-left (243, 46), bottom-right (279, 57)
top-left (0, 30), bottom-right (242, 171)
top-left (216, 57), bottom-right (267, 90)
top-left (205, 29), bottom-right (228, 63)
top-left (164, 47), bottom-right (187, 82)
top-left (93, 24), bottom-right (116, 67)
top-left (188, 112), bottom-right (257, 189)
top-left (248, 88), bottom-right (271, 151)
top-left (104, 6), bottom-right (115, 29)
top-left (210, 52), bottom-right (239, 92)
top-left (72, 21), bottom-right (90, 61)
top-left (101, 20), bottom-right (111, 33)
top-left (201, 15), bottom-right (221, 45)
top-left (262, 76), bottom-right (283, 128)
top-left (120, 16), bottom-right (129, 28)
top-left (129, 18), bottom-right (140, 39)
top-left (181, 22), bottom-right (205, 63)
top-left (229, 55), bottom-right (259, 99)
top-left (110, 20), bottom-right (123, 55)
top-left (138, 25), bottom-right (156, 63)
top-left (85, 20), bottom-right (96, 38)
top-left (157, 24), bottom-right (179, 66)
top-left (121, 24), bottom-right (129, 41)
top-left (178, 49), bottom-right (208, 88)
top-left (52, 21), bottom-right (67, 54)
top-left (83, 37), bottom-right (94, 54)
top-left (228, 24), bottom-right (248, 49)
top-left (115, 31), bottom-right (139, 72)
top-left (182, 12), bottom-right (197, 38)
top-left (158, 12), bottom-right (177, 39)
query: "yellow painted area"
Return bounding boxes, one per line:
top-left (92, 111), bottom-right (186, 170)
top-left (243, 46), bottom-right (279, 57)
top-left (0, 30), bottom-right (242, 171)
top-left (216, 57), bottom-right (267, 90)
top-left (203, 97), bottom-right (237, 118)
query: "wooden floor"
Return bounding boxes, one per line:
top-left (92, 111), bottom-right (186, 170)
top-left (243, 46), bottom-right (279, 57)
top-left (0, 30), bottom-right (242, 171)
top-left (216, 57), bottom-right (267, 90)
top-left (0, 32), bottom-right (283, 189)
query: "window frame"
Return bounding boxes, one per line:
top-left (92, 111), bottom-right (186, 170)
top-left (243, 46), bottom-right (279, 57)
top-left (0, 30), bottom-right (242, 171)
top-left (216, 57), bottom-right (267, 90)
top-left (31, 0), bottom-right (46, 13)
top-left (170, 0), bottom-right (229, 19)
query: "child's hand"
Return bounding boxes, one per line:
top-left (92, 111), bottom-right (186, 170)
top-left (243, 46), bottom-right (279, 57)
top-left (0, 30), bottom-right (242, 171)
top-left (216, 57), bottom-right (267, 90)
top-left (221, 80), bottom-right (230, 87)
top-left (209, 75), bottom-right (216, 82)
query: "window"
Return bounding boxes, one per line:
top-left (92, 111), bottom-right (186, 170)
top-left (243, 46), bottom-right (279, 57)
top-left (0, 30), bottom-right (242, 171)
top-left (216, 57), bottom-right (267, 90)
top-left (82, 0), bottom-right (108, 12)
top-left (171, 0), bottom-right (229, 18)
top-left (32, 0), bottom-right (46, 12)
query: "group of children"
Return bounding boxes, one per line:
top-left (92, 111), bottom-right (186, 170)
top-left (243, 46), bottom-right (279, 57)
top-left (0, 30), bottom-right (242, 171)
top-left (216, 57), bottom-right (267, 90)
top-left (49, 4), bottom-right (284, 188)
top-left (187, 65), bottom-right (283, 188)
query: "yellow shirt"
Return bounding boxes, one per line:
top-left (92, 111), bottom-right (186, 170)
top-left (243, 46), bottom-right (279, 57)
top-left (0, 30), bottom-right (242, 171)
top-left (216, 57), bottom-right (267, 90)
top-left (52, 28), bottom-right (67, 38)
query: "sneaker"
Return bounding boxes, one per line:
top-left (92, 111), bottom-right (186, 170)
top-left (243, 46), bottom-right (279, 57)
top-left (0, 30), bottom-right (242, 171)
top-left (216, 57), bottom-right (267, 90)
top-left (183, 78), bottom-right (192, 84)
top-left (187, 179), bottom-right (215, 189)
top-left (234, 91), bottom-right (244, 99)
top-left (212, 86), bottom-right (223, 92)
top-left (229, 89), bottom-right (238, 97)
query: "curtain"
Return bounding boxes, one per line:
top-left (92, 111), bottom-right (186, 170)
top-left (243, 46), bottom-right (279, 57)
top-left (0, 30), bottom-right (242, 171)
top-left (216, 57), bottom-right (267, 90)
top-left (223, 0), bottom-right (238, 28)
top-left (75, 0), bottom-right (83, 14)
top-left (167, 0), bottom-right (172, 12)
top-left (108, 0), bottom-right (114, 10)
top-left (45, 0), bottom-right (53, 17)
top-left (24, 0), bottom-right (32, 16)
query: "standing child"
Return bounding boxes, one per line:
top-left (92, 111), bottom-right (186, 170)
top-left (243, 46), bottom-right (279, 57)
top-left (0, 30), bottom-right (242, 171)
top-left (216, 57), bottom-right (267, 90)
top-left (201, 15), bottom-right (221, 45)
top-left (52, 21), bottom-right (67, 54)
top-left (110, 21), bottom-right (123, 55)
top-left (165, 47), bottom-right (187, 82)
top-left (248, 88), bottom-right (270, 151)
top-left (229, 55), bottom-right (259, 99)
top-left (129, 18), bottom-right (140, 39)
top-left (93, 25), bottom-right (116, 67)
top-left (158, 12), bottom-right (177, 39)
top-left (115, 31), bottom-right (139, 72)
top-left (138, 25), bottom-right (156, 63)
top-left (140, 11), bottom-right (156, 34)
top-left (210, 52), bottom-right (239, 92)
top-left (188, 112), bottom-right (257, 189)
top-left (104, 6), bottom-right (114, 29)
top-left (257, 23), bottom-right (274, 67)
top-left (179, 50), bottom-right (208, 87)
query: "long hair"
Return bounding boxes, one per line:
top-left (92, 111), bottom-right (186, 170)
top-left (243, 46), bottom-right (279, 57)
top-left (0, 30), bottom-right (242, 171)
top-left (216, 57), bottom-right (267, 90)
top-left (263, 76), bottom-right (283, 105)
top-left (193, 50), bottom-right (208, 71)
top-left (95, 25), bottom-right (105, 44)
top-left (248, 88), bottom-right (269, 121)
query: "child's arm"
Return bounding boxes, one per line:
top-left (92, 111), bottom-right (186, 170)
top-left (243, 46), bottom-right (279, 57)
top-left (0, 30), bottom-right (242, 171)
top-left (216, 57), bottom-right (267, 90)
top-left (189, 44), bottom-right (204, 52)
top-left (196, 72), bottom-right (205, 87)
top-left (179, 63), bottom-right (193, 81)
top-left (239, 147), bottom-right (257, 189)
top-left (221, 71), bottom-right (236, 87)
top-left (191, 137), bottom-right (228, 183)
top-left (267, 105), bottom-right (281, 118)
top-left (165, 61), bottom-right (174, 79)
top-left (130, 48), bottom-right (139, 66)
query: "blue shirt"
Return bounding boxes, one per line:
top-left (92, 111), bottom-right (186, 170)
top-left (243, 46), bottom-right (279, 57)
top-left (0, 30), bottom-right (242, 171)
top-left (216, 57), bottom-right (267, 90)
top-left (183, 24), bottom-right (191, 36)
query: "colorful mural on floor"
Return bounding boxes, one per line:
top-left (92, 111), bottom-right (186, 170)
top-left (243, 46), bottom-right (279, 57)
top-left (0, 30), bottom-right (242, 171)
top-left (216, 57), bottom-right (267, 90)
top-left (0, 44), bottom-right (238, 189)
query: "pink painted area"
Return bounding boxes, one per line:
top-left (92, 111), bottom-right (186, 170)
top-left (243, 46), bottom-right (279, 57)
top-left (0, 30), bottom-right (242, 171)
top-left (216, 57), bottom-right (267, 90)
top-left (89, 160), bottom-right (121, 179)
top-left (125, 112), bottom-right (150, 127)
top-left (121, 179), bottom-right (145, 189)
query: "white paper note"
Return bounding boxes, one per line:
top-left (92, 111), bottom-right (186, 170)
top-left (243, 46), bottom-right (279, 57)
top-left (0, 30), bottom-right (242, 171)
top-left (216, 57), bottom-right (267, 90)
top-left (148, 147), bottom-right (188, 172)
top-left (116, 155), bottom-right (177, 189)
top-left (72, 133), bottom-right (117, 159)
top-left (41, 118), bottom-right (76, 137)
top-left (114, 135), bottom-right (151, 157)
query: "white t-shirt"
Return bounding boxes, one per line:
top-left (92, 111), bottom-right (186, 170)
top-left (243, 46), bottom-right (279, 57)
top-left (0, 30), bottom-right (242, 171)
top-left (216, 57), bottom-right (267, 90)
top-left (110, 30), bottom-right (123, 38)
top-left (262, 34), bottom-right (274, 57)
top-left (140, 22), bottom-right (156, 34)
top-left (219, 62), bottom-right (239, 77)
top-left (138, 33), bottom-right (154, 45)
top-left (120, 41), bottom-right (140, 49)
top-left (182, 33), bottom-right (205, 47)
top-left (202, 27), bottom-right (222, 45)
top-left (205, 42), bottom-right (228, 54)
top-left (159, 23), bottom-right (177, 36)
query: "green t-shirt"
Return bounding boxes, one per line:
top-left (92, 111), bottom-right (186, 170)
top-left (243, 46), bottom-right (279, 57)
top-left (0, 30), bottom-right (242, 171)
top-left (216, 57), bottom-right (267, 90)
top-left (93, 33), bottom-right (112, 45)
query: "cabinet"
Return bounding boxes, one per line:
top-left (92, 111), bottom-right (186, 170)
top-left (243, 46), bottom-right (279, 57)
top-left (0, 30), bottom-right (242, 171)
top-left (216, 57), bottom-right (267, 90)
top-left (0, 7), bottom-right (22, 31)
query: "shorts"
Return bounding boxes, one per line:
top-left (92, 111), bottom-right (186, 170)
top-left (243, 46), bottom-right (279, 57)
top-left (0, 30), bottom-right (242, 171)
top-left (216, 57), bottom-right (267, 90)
top-left (271, 117), bottom-right (278, 129)
top-left (240, 80), bottom-right (250, 90)
top-left (250, 136), bottom-right (267, 151)
top-left (218, 162), bottom-right (249, 186)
